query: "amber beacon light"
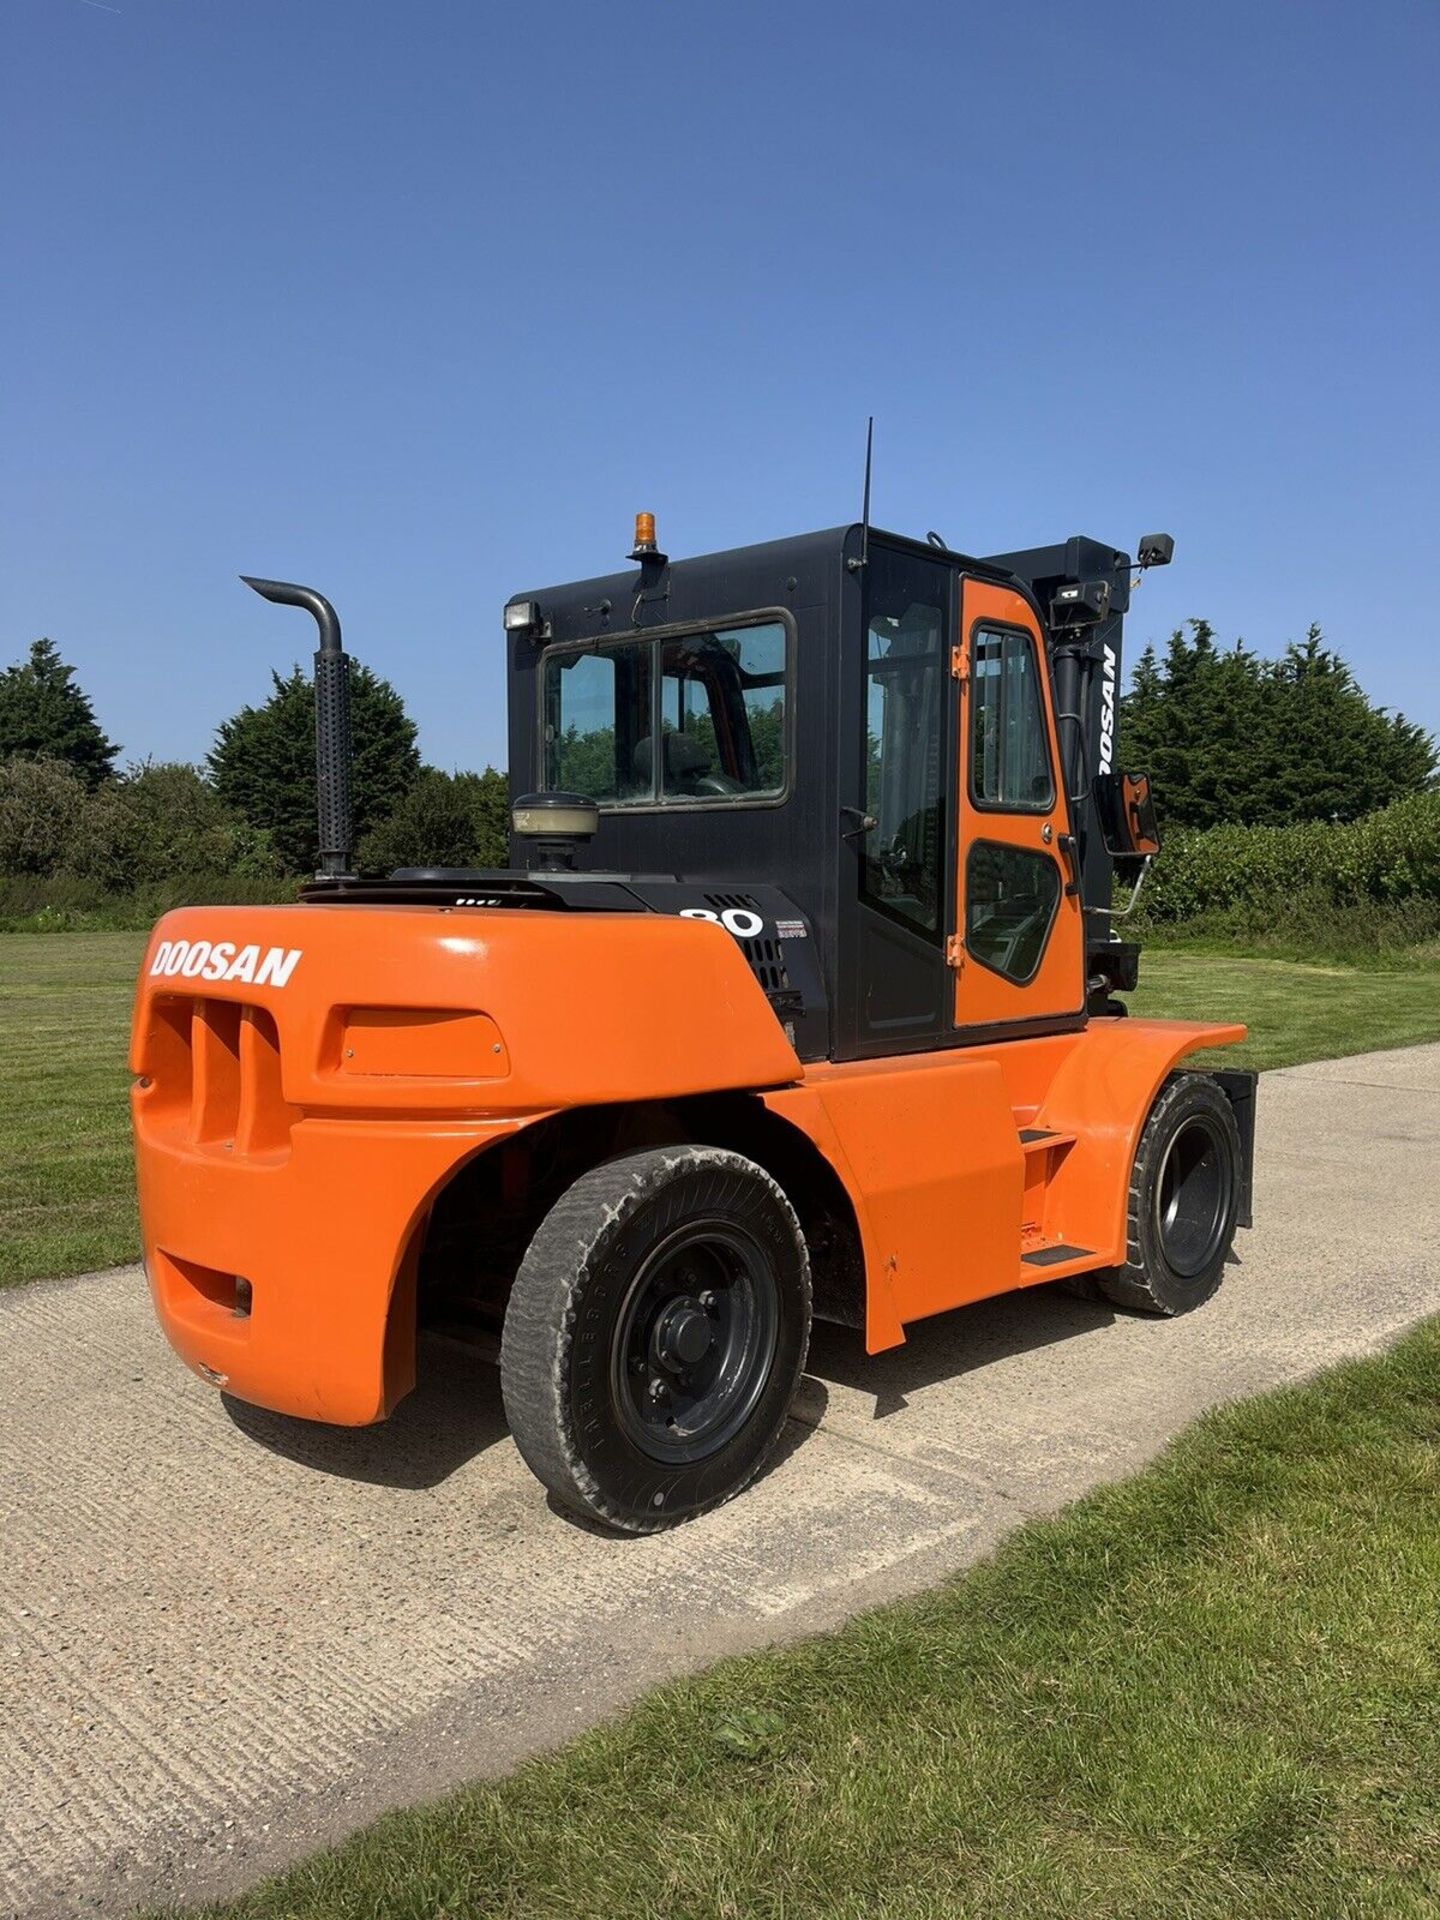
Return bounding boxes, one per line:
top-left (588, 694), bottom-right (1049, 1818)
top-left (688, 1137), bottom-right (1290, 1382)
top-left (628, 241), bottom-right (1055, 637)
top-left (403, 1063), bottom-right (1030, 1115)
top-left (630, 511), bottom-right (658, 557)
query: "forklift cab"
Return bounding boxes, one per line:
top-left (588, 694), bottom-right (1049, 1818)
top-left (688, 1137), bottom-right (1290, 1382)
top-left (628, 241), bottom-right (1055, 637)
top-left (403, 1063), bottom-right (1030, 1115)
top-left (505, 522), bottom-right (1140, 1066)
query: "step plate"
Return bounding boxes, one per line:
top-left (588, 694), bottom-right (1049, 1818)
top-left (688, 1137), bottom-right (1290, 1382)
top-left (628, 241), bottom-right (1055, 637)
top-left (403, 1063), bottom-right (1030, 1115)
top-left (1021, 1243), bottom-right (1097, 1268)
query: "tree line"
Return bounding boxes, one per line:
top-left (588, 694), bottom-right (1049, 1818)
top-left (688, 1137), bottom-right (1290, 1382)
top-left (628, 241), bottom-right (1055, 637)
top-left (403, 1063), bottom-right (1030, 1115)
top-left (1120, 622), bottom-right (1433, 826)
top-left (0, 619), bottom-right (1434, 900)
top-left (0, 640), bottom-right (509, 888)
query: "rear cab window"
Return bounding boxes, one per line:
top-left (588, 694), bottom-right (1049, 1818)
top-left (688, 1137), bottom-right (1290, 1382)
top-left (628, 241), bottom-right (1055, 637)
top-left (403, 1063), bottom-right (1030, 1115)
top-left (542, 619), bottom-right (790, 808)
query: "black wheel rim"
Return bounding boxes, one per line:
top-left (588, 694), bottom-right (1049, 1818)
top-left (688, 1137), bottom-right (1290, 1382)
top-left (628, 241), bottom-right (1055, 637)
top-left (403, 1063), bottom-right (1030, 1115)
top-left (1154, 1113), bottom-right (1232, 1280)
top-left (609, 1219), bottom-right (780, 1464)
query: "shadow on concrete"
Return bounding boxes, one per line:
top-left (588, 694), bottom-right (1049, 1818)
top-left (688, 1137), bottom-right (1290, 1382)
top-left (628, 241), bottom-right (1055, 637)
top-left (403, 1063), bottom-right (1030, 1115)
top-left (223, 1333), bottom-right (509, 1490)
top-left (226, 1333), bottom-right (833, 1501)
top-left (804, 1281), bottom-right (1117, 1419)
top-left (225, 1282), bottom-right (1118, 1483)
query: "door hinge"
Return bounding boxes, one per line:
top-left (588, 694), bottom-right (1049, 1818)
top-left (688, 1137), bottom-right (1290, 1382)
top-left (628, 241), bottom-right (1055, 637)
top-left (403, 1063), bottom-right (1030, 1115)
top-left (950, 643), bottom-right (969, 682)
top-left (946, 934), bottom-right (965, 969)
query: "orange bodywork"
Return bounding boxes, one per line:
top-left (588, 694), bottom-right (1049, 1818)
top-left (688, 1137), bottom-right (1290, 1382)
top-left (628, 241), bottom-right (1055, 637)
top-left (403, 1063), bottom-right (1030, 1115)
top-left (131, 902), bottom-right (800, 1423)
top-left (763, 1017), bottom-right (1243, 1352)
top-left (131, 901), bottom-right (1243, 1424)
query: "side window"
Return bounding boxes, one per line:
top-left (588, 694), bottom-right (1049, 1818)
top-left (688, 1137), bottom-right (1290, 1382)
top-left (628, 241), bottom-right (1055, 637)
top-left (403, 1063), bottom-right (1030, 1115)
top-left (970, 626), bottom-right (1055, 811)
top-left (657, 623), bottom-right (787, 801)
top-left (863, 596), bottom-right (947, 938)
top-left (965, 843), bottom-right (1061, 983)
top-left (544, 642), bottom-right (653, 803)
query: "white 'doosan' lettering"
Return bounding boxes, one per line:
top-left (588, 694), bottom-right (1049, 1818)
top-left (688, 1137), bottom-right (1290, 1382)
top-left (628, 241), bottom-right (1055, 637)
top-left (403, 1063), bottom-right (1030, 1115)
top-left (201, 942), bottom-right (236, 980)
top-left (225, 944), bottom-right (261, 982)
top-left (254, 946), bottom-right (303, 988)
top-left (148, 939), bottom-right (302, 988)
top-left (1098, 643), bottom-right (1118, 776)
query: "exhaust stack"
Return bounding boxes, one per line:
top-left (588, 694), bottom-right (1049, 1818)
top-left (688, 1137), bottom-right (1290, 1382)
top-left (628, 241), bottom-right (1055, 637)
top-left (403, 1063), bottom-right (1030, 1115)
top-left (240, 576), bottom-right (354, 878)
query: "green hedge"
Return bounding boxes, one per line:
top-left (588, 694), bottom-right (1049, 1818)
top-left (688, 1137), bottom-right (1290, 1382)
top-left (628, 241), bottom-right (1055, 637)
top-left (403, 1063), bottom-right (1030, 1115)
top-left (1143, 792), bottom-right (1440, 922)
top-left (0, 871), bottom-right (299, 933)
top-left (6, 763), bottom-right (1436, 947)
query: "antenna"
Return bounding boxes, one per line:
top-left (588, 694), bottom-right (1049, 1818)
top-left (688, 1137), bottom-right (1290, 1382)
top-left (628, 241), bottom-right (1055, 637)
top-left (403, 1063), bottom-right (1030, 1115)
top-left (848, 417), bottom-right (873, 573)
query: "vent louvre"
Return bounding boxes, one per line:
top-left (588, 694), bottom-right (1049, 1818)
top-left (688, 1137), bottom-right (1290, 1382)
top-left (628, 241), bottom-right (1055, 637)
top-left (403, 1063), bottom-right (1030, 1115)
top-left (703, 892), bottom-right (792, 999)
top-left (141, 994), bottom-right (296, 1161)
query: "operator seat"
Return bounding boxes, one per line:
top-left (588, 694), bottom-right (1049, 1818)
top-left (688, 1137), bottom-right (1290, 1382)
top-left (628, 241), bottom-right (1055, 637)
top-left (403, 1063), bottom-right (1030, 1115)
top-left (633, 733), bottom-right (745, 797)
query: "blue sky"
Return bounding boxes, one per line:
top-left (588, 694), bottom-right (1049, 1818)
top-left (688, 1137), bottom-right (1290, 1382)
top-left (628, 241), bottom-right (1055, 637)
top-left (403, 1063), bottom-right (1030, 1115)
top-left (3, 0), bottom-right (1436, 773)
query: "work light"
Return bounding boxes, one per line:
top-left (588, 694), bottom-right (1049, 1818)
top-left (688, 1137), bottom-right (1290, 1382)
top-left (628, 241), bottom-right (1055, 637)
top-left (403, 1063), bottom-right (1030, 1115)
top-left (503, 599), bottom-right (547, 638)
top-left (1050, 578), bottom-right (1112, 629)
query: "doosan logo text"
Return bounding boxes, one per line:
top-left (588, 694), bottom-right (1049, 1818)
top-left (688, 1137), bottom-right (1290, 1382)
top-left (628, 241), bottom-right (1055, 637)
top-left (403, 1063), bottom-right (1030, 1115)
top-left (148, 939), bottom-right (303, 988)
top-left (1097, 642), bottom-right (1118, 775)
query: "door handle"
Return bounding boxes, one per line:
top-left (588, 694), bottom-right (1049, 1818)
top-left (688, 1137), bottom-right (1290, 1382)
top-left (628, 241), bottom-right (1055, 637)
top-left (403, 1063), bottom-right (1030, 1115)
top-left (1056, 833), bottom-right (1081, 897)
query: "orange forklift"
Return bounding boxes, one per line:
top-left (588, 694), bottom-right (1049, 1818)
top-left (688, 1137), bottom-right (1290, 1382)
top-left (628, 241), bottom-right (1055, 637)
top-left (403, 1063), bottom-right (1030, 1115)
top-left (130, 511), bottom-right (1254, 1532)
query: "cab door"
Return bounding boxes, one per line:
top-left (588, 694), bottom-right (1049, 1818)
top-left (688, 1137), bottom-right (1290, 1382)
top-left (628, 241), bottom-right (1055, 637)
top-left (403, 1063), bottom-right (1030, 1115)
top-left (953, 578), bottom-right (1084, 1029)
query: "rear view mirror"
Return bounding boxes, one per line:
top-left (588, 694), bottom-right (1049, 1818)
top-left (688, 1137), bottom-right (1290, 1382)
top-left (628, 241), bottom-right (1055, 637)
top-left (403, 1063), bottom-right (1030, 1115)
top-left (1094, 770), bottom-right (1161, 858)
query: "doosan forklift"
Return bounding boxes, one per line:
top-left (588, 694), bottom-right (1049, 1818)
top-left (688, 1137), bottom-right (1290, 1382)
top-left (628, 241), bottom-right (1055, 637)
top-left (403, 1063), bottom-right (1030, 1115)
top-left (130, 505), bottom-right (1254, 1532)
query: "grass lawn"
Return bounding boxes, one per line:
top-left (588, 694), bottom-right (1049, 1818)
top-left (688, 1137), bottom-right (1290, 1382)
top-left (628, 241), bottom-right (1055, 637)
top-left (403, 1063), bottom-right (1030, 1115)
top-left (0, 932), bottom-right (146, 1287)
top-left (3, 933), bottom-right (1440, 1287)
top-left (172, 1319), bottom-right (1440, 1920)
top-left (1135, 947), bottom-right (1440, 1073)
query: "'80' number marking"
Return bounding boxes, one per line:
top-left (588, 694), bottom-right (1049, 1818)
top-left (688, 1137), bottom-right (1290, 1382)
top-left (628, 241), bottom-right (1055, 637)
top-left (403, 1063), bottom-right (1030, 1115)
top-left (679, 906), bottom-right (765, 940)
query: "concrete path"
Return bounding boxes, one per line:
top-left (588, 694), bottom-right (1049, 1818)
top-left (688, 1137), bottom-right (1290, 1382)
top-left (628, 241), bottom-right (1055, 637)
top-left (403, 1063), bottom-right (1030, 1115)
top-left (3, 1043), bottom-right (1438, 1918)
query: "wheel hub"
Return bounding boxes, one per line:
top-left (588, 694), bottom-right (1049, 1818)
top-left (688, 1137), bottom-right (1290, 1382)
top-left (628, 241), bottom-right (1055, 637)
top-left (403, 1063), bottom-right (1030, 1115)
top-left (610, 1222), bottom-right (781, 1465)
top-left (654, 1299), bottom-right (715, 1373)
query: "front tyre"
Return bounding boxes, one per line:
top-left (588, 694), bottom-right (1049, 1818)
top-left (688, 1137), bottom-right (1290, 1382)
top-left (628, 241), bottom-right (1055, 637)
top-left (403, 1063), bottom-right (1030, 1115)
top-left (500, 1147), bottom-right (811, 1534)
top-left (1098, 1071), bottom-right (1243, 1315)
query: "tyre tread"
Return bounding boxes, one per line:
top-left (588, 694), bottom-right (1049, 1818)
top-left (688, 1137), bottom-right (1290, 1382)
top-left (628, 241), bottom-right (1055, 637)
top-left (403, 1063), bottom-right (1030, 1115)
top-left (500, 1146), bottom-right (810, 1534)
top-left (1096, 1071), bottom-right (1240, 1317)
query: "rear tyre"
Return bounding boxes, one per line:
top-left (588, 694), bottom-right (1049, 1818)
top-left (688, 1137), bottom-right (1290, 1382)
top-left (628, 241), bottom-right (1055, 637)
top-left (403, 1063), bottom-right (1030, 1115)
top-left (500, 1147), bottom-right (811, 1534)
top-left (1096, 1071), bottom-right (1242, 1316)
